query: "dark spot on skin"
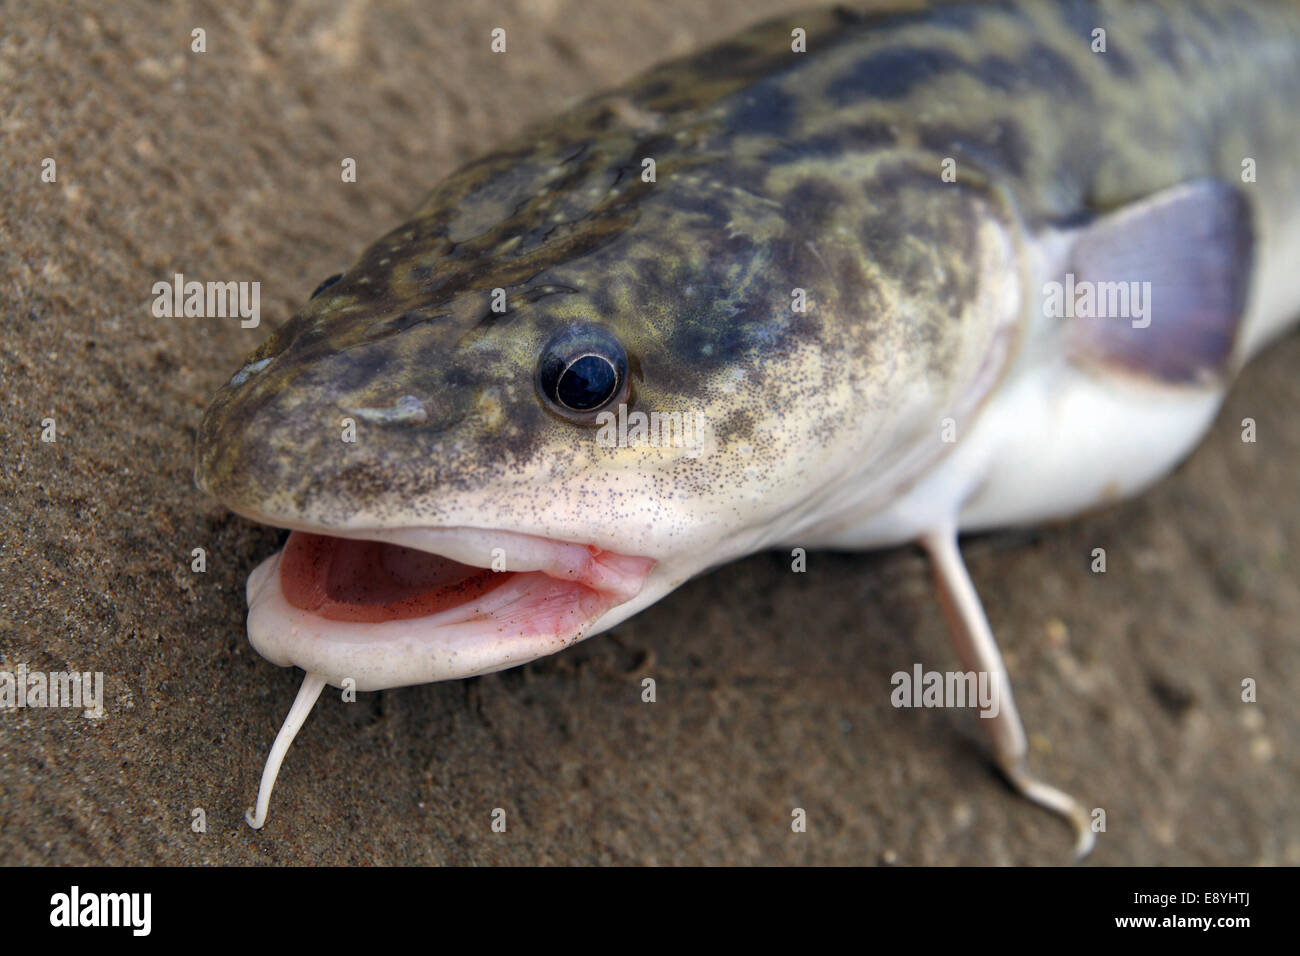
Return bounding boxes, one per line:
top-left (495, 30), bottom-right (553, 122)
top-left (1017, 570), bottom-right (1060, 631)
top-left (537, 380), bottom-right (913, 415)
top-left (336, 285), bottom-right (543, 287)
top-left (324, 341), bottom-right (398, 394)
top-left (833, 254), bottom-right (871, 309)
top-left (919, 120), bottom-right (1030, 179)
top-left (631, 252), bottom-right (679, 294)
top-left (1022, 41), bottom-right (1085, 92)
top-left (715, 407), bottom-right (756, 443)
top-left (629, 133), bottom-right (680, 166)
top-left (764, 120), bottom-right (897, 164)
top-left (785, 178), bottom-right (847, 233)
top-left (1227, 5), bottom-right (1258, 37)
top-left (692, 41), bottom-right (753, 78)
top-left (827, 47), bottom-right (967, 103)
top-left (638, 78), bottom-right (672, 100)
top-left (727, 82), bottom-right (797, 137)
top-left (586, 106), bottom-right (619, 133)
top-left (642, 200), bottom-right (818, 396)
top-left (1055, 0), bottom-right (1103, 40)
top-left (858, 212), bottom-right (919, 293)
top-left (977, 43), bottom-right (1087, 99)
top-left (970, 54), bottom-right (1019, 94)
top-left (1096, 40), bottom-right (1134, 77)
top-left (440, 365), bottom-right (480, 392)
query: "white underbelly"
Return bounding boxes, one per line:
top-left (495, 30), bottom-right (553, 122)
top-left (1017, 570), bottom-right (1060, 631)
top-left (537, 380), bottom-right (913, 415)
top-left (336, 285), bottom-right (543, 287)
top-left (954, 362), bottom-right (1223, 531)
top-left (811, 353), bottom-right (1226, 551)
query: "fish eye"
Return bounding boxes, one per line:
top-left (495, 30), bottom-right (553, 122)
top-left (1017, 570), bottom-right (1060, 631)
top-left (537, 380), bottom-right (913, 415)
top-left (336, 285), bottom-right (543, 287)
top-left (536, 325), bottom-right (629, 420)
top-left (310, 273), bottom-right (343, 299)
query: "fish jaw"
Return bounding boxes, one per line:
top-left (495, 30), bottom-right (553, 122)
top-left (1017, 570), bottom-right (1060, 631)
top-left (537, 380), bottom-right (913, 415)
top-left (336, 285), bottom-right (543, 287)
top-left (242, 523), bottom-right (659, 691)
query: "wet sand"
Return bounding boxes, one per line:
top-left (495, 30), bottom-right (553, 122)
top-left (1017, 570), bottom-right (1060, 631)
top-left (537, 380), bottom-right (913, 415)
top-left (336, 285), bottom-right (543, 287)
top-left (1, 0), bottom-right (1296, 864)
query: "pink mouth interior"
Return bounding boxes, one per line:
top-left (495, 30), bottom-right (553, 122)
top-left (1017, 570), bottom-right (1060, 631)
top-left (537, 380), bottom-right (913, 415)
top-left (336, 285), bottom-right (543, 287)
top-left (280, 532), bottom-right (507, 622)
top-left (279, 531), bottom-right (654, 625)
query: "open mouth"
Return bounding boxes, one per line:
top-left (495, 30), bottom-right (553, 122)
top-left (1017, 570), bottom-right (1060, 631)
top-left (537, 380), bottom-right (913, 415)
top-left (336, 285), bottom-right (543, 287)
top-left (278, 529), bottom-right (654, 627)
top-left (244, 524), bottom-right (656, 693)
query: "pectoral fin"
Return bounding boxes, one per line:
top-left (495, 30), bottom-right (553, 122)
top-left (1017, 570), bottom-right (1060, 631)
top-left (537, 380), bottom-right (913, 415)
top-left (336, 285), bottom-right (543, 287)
top-left (1061, 179), bottom-right (1253, 386)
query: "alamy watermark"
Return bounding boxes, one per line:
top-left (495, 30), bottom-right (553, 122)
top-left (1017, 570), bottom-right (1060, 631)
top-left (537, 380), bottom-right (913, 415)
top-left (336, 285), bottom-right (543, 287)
top-left (1, 663), bottom-right (104, 718)
top-left (1043, 273), bottom-right (1151, 328)
top-left (151, 272), bottom-right (260, 328)
top-left (49, 886), bottom-right (150, 936)
top-left (594, 403), bottom-right (709, 458)
top-left (890, 664), bottom-right (1002, 719)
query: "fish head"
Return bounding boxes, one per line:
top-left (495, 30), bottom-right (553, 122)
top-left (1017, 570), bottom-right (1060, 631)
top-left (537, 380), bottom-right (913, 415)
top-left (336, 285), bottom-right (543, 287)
top-left (197, 126), bottom-right (1026, 691)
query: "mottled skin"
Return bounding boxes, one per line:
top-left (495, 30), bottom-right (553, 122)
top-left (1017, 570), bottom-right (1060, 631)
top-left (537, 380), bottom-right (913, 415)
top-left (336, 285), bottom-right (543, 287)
top-left (197, 0), bottom-right (1300, 568)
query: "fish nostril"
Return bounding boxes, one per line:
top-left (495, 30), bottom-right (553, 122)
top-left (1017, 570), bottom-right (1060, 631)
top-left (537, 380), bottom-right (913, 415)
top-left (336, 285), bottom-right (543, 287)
top-left (310, 273), bottom-right (343, 299)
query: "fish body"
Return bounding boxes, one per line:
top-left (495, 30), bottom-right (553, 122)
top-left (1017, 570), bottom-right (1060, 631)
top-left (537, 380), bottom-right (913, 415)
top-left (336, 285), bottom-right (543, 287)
top-left (197, 0), bottom-right (1300, 840)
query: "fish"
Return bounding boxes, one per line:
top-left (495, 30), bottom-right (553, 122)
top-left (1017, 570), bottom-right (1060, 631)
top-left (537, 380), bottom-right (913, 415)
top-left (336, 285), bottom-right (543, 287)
top-left (195, 0), bottom-right (1300, 855)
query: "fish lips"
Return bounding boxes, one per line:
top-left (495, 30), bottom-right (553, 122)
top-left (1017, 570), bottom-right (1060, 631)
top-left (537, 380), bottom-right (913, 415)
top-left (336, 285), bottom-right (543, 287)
top-left (243, 523), bottom-right (657, 690)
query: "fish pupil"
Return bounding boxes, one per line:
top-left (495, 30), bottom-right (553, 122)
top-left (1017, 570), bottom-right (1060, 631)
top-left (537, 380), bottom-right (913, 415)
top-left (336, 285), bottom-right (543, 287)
top-left (557, 354), bottom-right (618, 410)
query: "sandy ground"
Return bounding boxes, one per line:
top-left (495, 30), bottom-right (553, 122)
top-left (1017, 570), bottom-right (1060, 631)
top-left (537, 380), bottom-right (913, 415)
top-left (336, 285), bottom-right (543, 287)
top-left (1, 0), bottom-right (1296, 865)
